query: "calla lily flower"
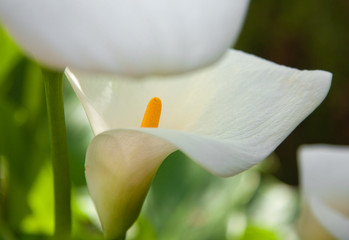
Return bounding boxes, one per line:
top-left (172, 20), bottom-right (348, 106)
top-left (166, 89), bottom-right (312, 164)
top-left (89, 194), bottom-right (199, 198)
top-left (65, 49), bottom-right (331, 238)
top-left (0, 0), bottom-right (249, 76)
top-left (298, 145), bottom-right (349, 240)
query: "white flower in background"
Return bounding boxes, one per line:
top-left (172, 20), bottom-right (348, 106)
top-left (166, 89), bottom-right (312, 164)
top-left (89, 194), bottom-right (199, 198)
top-left (0, 0), bottom-right (249, 76)
top-left (65, 49), bottom-right (331, 238)
top-left (298, 145), bottom-right (349, 240)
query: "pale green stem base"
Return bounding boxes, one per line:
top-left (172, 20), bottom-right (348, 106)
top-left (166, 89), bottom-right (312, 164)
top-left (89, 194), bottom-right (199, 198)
top-left (43, 70), bottom-right (71, 239)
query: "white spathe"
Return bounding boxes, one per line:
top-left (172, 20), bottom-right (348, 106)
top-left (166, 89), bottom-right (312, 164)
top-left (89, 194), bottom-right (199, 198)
top-left (298, 145), bottom-right (349, 240)
top-left (0, 0), bottom-right (249, 76)
top-left (65, 49), bottom-right (332, 238)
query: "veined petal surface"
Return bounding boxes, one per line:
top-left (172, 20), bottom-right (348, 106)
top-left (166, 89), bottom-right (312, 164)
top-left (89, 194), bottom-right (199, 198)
top-left (0, 0), bottom-right (249, 76)
top-left (298, 145), bottom-right (349, 240)
top-left (66, 49), bottom-right (331, 177)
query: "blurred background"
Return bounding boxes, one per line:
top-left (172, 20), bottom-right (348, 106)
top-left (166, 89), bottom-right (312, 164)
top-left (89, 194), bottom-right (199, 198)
top-left (0, 0), bottom-right (348, 239)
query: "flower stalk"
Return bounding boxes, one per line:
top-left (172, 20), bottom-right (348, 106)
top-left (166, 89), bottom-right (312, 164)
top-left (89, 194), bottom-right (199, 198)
top-left (43, 69), bottom-right (71, 239)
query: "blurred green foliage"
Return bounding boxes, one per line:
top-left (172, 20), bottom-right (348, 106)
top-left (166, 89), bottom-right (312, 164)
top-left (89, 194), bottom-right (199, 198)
top-left (0, 0), bottom-right (348, 239)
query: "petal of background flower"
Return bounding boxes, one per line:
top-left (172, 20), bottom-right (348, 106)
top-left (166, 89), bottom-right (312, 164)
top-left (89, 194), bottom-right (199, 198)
top-left (0, 0), bottom-right (249, 76)
top-left (309, 197), bottom-right (349, 240)
top-left (298, 145), bottom-right (349, 239)
top-left (66, 49), bottom-right (331, 176)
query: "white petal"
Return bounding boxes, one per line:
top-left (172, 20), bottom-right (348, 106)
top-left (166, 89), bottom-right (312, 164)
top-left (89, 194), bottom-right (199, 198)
top-left (85, 130), bottom-right (176, 238)
top-left (298, 145), bottom-right (349, 239)
top-left (0, 0), bottom-right (249, 76)
top-left (298, 145), bottom-right (349, 204)
top-left (66, 49), bottom-right (331, 176)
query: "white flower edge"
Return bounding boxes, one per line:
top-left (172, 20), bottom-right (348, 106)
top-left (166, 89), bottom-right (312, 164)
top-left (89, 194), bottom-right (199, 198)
top-left (66, 49), bottom-right (332, 177)
top-left (0, 0), bottom-right (249, 76)
top-left (298, 144), bottom-right (349, 240)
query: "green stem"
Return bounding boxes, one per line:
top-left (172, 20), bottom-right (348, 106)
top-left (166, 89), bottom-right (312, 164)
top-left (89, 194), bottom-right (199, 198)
top-left (0, 157), bottom-right (16, 240)
top-left (43, 70), bottom-right (71, 239)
